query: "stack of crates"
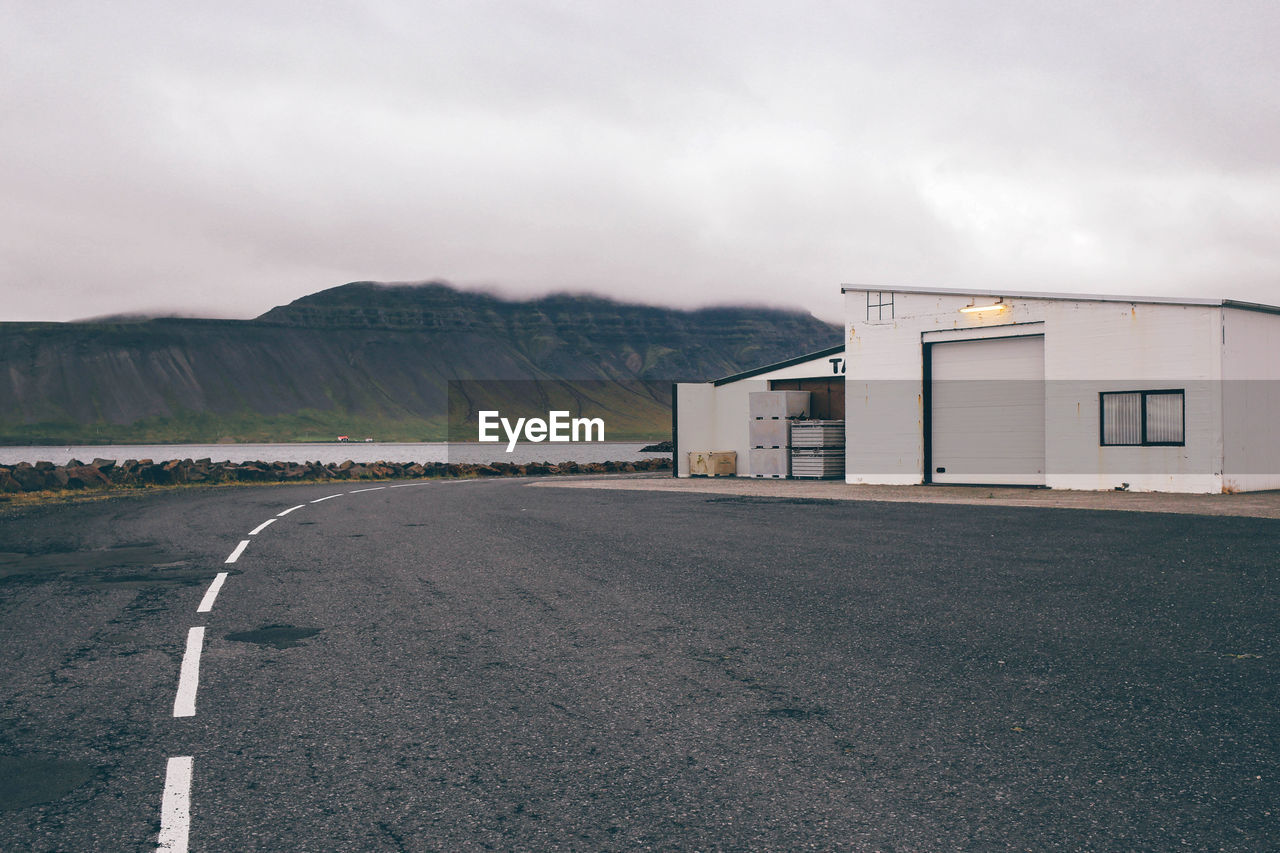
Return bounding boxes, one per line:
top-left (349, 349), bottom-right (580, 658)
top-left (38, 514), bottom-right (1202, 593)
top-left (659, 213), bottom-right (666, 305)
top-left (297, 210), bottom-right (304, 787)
top-left (790, 420), bottom-right (845, 479)
top-left (748, 391), bottom-right (810, 478)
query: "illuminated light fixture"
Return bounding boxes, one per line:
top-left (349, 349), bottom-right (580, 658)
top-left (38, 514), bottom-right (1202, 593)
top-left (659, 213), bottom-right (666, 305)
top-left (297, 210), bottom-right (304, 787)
top-left (960, 298), bottom-right (1007, 314)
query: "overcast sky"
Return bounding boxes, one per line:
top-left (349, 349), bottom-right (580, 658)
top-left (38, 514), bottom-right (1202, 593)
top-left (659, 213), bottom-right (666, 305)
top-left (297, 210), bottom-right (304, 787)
top-left (3, 1), bottom-right (1278, 323)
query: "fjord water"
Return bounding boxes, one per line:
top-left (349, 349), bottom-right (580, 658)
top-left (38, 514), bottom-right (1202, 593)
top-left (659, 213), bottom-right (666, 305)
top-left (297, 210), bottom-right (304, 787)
top-left (0, 442), bottom-right (665, 467)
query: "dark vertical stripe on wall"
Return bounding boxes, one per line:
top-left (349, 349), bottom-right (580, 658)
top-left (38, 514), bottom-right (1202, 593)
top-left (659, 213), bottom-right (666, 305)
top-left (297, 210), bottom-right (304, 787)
top-left (671, 383), bottom-right (679, 477)
top-left (922, 342), bottom-right (933, 484)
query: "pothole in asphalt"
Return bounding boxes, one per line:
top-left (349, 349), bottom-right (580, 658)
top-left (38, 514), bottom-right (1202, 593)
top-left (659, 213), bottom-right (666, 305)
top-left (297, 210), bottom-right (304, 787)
top-left (705, 497), bottom-right (838, 506)
top-left (0, 545), bottom-right (199, 587)
top-left (0, 756), bottom-right (95, 811)
top-left (225, 625), bottom-right (322, 649)
top-left (766, 706), bottom-right (828, 720)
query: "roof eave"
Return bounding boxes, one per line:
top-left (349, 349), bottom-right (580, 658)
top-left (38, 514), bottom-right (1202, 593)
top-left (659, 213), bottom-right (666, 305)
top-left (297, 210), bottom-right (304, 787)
top-left (839, 283), bottom-right (1250, 309)
top-left (712, 343), bottom-right (845, 386)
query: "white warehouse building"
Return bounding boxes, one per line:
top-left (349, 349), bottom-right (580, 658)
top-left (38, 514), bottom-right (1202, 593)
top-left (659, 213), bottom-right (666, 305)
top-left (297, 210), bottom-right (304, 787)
top-left (675, 286), bottom-right (1280, 493)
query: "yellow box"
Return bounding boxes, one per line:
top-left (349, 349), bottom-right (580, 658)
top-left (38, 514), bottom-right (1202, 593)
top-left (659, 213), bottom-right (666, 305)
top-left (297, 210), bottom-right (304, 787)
top-left (689, 451), bottom-right (736, 476)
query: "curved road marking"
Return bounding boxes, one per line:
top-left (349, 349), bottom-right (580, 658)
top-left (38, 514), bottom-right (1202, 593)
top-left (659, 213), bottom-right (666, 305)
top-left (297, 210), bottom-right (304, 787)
top-left (173, 627), bottom-right (205, 718)
top-left (196, 573), bottom-right (228, 613)
top-left (157, 482), bottom-right (447, 849)
top-left (158, 755), bottom-right (192, 853)
top-left (248, 518), bottom-right (277, 535)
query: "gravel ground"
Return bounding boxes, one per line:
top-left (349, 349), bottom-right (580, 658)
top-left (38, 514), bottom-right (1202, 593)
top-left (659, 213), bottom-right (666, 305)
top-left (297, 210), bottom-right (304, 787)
top-left (537, 474), bottom-right (1280, 518)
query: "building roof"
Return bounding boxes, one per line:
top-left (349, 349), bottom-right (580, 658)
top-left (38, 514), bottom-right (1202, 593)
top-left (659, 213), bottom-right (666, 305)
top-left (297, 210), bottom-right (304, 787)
top-left (840, 284), bottom-right (1280, 315)
top-left (713, 344), bottom-right (844, 386)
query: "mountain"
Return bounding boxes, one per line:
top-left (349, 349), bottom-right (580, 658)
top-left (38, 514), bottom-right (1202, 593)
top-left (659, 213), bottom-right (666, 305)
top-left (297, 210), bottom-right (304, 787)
top-left (0, 281), bottom-right (840, 444)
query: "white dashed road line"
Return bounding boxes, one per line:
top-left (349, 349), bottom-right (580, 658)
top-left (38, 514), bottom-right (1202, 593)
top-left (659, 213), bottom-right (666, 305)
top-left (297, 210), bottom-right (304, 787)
top-left (158, 755), bottom-right (193, 853)
top-left (159, 485), bottom-right (426, 849)
top-left (248, 518), bottom-right (277, 535)
top-left (172, 627), bottom-right (205, 718)
top-left (224, 540), bottom-right (250, 564)
top-left (196, 573), bottom-right (228, 614)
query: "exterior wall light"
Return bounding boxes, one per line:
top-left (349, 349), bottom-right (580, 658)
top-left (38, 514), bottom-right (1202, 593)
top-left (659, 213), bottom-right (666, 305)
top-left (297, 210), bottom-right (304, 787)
top-left (960, 299), bottom-right (1007, 314)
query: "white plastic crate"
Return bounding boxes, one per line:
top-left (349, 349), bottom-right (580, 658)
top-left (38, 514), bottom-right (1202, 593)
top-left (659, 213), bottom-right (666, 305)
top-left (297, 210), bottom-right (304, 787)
top-left (790, 447), bottom-right (844, 479)
top-left (790, 420), bottom-right (846, 448)
top-left (749, 419), bottom-right (790, 448)
top-left (749, 448), bottom-right (790, 478)
top-left (748, 391), bottom-right (810, 420)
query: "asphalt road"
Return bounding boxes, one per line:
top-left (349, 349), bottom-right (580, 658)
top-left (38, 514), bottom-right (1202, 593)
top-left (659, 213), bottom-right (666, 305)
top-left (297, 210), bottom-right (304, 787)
top-left (0, 478), bottom-right (1277, 851)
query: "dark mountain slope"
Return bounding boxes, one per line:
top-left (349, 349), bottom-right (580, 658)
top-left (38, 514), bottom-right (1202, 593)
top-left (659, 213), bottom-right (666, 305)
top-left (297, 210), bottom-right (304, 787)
top-left (258, 282), bottom-right (836, 381)
top-left (0, 281), bottom-right (839, 444)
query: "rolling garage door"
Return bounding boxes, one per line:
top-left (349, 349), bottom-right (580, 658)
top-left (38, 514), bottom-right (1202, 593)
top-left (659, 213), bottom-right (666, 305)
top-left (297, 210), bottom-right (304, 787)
top-left (928, 335), bottom-right (1045, 486)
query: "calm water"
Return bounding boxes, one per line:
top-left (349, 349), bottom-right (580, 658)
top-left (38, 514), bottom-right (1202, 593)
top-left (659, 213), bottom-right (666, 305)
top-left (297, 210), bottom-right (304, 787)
top-left (0, 442), bottom-right (668, 467)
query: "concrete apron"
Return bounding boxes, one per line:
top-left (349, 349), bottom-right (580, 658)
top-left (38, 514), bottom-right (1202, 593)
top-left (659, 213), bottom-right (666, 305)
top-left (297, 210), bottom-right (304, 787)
top-left (532, 474), bottom-right (1280, 519)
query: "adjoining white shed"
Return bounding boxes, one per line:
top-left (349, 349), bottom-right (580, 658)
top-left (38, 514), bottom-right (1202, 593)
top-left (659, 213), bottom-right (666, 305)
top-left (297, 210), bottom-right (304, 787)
top-left (674, 345), bottom-right (844, 477)
top-left (843, 286), bottom-right (1280, 493)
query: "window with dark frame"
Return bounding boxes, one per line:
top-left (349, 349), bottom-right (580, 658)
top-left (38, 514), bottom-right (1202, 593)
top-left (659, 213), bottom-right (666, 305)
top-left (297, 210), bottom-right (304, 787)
top-left (1100, 390), bottom-right (1185, 446)
top-left (866, 291), bottom-right (894, 322)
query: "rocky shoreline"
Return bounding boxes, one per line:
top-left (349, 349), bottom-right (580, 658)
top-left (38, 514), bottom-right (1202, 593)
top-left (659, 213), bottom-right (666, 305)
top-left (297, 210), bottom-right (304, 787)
top-left (0, 456), bottom-right (673, 495)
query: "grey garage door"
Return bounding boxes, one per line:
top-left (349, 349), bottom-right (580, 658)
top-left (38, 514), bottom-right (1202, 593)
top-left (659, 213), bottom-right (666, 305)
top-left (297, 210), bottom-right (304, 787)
top-left (929, 335), bottom-right (1045, 486)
